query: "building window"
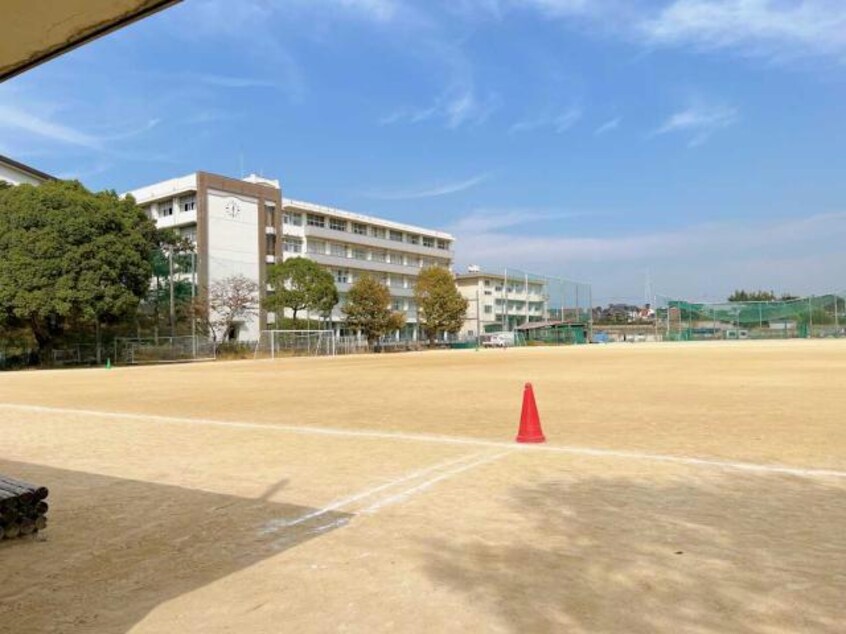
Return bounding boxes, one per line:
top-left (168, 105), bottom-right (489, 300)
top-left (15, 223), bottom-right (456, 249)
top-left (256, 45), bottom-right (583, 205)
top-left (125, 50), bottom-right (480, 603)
top-left (180, 227), bottom-right (197, 244)
top-left (158, 202), bottom-right (173, 217)
top-left (484, 280), bottom-right (491, 287)
top-left (307, 240), bottom-right (326, 255)
top-left (407, 234), bottom-right (420, 245)
top-left (385, 275), bottom-right (393, 287)
top-left (370, 227), bottom-right (386, 239)
top-left (484, 305), bottom-right (493, 314)
top-left (330, 243), bottom-right (346, 257)
top-left (329, 218), bottom-right (347, 232)
top-left (389, 230), bottom-right (403, 242)
top-left (265, 204), bottom-right (275, 227)
top-left (422, 236), bottom-right (435, 248)
top-left (353, 223), bottom-right (368, 235)
top-left (180, 195), bottom-right (196, 212)
top-left (351, 248), bottom-right (366, 260)
top-left (393, 299), bottom-right (404, 311)
top-left (266, 234), bottom-right (277, 256)
top-left (283, 237), bottom-right (302, 253)
top-left (371, 251), bottom-right (387, 263)
top-left (437, 239), bottom-right (449, 250)
top-left (335, 269), bottom-right (349, 284)
top-left (283, 212), bottom-right (302, 226)
top-left (307, 214), bottom-right (325, 228)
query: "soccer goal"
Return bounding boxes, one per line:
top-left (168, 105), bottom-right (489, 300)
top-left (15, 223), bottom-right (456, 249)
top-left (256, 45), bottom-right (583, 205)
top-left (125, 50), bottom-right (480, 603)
top-left (254, 330), bottom-right (336, 359)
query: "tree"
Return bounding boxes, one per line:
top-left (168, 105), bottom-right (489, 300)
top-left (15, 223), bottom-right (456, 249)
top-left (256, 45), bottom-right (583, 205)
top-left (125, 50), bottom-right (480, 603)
top-left (0, 180), bottom-right (157, 360)
top-left (342, 274), bottom-right (405, 346)
top-left (145, 229), bottom-right (196, 340)
top-left (728, 290), bottom-right (778, 302)
top-left (264, 257), bottom-right (338, 325)
top-left (414, 266), bottom-right (468, 343)
top-left (196, 275), bottom-right (259, 344)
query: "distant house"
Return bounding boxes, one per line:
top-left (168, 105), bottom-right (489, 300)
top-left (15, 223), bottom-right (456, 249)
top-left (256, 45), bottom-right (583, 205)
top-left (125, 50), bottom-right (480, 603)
top-left (0, 155), bottom-right (54, 186)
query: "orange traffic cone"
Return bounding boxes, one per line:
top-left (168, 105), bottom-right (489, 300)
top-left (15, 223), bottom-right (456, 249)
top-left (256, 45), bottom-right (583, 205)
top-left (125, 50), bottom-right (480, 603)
top-left (516, 383), bottom-right (546, 443)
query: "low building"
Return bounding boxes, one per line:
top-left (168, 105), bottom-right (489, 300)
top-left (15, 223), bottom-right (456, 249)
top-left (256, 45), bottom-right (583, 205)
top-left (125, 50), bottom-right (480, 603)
top-left (281, 199), bottom-right (455, 339)
top-left (0, 154), bottom-right (54, 186)
top-left (454, 267), bottom-right (549, 338)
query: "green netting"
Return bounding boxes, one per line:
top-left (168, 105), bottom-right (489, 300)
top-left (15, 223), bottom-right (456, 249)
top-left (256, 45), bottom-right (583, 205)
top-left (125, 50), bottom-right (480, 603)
top-left (656, 293), bottom-right (846, 340)
top-left (495, 267), bottom-right (593, 332)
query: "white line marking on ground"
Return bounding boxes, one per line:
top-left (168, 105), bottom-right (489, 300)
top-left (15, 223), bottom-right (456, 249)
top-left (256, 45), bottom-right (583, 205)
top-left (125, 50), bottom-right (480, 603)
top-left (3, 403), bottom-right (846, 480)
top-left (361, 451), bottom-right (513, 514)
top-left (265, 452), bottom-right (485, 533)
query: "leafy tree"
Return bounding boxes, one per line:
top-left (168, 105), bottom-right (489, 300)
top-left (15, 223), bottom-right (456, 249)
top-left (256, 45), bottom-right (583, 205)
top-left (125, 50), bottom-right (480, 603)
top-left (195, 274), bottom-right (259, 343)
top-left (342, 274), bottom-right (405, 346)
top-left (264, 257), bottom-right (338, 324)
top-left (414, 266), bottom-right (468, 343)
top-left (145, 229), bottom-right (196, 339)
top-left (0, 180), bottom-right (157, 360)
top-left (728, 290), bottom-right (778, 302)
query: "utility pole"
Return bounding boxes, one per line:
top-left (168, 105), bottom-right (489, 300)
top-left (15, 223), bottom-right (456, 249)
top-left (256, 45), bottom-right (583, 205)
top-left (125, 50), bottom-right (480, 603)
top-left (191, 251), bottom-right (197, 358)
top-left (476, 288), bottom-right (481, 348)
top-left (169, 247), bottom-right (176, 340)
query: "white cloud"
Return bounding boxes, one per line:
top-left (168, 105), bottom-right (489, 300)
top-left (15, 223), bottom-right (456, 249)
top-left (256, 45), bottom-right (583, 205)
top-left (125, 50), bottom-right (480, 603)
top-left (194, 74), bottom-right (279, 89)
top-left (364, 173), bottom-right (490, 200)
top-left (510, 106), bottom-right (582, 134)
top-left (0, 104), bottom-right (103, 150)
top-left (381, 87), bottom-right (500, 129)
top-left (449, 208), bottom-right (592, 233)
top-left (451, 209), bottom-right (846, 300)
top-left (641, 0), bottom-right (846, 61)
top-left (654, 102), bottom-right (738, 146)
top-left (496, 0), bottom-right (846, 65)
top-left (594, 117), bottom-right (621, 135)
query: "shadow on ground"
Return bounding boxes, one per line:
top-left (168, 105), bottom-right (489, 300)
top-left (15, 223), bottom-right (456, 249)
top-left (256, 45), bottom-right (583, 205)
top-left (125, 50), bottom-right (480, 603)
top-left (0, 459), bottom-right (350, 634)
top-left (423, 472), bottom-right (846, 633)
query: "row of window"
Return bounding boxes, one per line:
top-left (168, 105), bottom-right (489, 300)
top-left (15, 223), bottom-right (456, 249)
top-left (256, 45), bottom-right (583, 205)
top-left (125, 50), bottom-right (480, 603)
top-left (283, 211), bottom-right (450, 250)
top-left (302, 239), bottom-right (448, 269)
top-left (331, 269), bottom-right (415, 289)
top-left (478, 279), bottom-right (543, 295)
top-left (328, 294), bottom-right (417, 313)
top-left (146, 195), bottom-right (196, 219)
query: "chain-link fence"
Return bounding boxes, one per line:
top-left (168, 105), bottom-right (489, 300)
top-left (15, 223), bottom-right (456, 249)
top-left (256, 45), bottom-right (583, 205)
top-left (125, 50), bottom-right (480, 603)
top-left (654, 293), bottom-right (846, 341)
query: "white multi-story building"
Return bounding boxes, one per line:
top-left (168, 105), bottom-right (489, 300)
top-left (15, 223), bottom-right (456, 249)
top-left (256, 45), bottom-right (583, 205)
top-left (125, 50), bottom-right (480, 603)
top-left (281, 199), bottom-right (455, 339)
top-left (0, 154), bottom-right (53, 186)
top-left (455, 267), bottom-right (549, 338)
top-left (126, 171), bottom-right (283, 341)
top-left (125, 171), bottom-right (455, 341)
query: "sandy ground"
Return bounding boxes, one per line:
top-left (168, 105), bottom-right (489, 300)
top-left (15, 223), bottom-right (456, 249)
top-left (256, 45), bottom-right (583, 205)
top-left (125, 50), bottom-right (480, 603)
top-left (0, 340), bottom-right (844, 633)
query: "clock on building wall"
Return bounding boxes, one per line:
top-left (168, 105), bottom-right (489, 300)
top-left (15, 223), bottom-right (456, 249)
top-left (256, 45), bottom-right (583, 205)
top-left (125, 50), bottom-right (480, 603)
top-left (224, 198), bottom-right (241, 219)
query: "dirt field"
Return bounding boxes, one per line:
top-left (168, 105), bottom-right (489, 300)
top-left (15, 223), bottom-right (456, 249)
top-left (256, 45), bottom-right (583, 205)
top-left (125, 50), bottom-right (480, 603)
top-left (1, 340), bottom-right (845, 633)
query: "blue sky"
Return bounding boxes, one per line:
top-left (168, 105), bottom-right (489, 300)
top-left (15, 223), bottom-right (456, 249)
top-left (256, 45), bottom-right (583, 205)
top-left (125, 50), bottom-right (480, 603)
top-left (2, 0), bottom-right (846, 303)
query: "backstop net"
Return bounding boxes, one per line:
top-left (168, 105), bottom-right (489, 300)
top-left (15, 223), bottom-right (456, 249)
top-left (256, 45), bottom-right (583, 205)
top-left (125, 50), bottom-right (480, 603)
top-left (655, 293), bottom-right (846, 341)
top-left (481, 268), bottom-right (592, 344)
top-left (254, 330), bottom-right (336, 358)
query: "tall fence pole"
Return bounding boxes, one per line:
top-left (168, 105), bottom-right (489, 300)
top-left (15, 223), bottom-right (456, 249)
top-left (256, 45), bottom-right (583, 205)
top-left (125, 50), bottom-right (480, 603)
top-left (809, 295), bottom-right (813, 338)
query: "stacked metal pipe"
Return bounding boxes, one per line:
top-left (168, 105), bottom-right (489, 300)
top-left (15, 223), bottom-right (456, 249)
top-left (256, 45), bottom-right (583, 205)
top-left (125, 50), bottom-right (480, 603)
top-left (0, 476), bottom-right (48, 540)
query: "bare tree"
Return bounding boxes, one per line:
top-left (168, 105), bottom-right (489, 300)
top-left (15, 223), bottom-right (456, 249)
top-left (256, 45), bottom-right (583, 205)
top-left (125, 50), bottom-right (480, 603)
top-left (194, 275), bottom-right (259, 344)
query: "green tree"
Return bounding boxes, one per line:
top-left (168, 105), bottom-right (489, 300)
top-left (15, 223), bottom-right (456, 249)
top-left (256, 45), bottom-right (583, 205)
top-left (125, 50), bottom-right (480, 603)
top-left (342, 274), bottom-right (405, 346)
top-left (145, 229), bottom-right (196, 340)
top-left (0, 180), bottom-right (157, 360)
top-left (414, 266), bottom-right (468, 343)
top-left (728, 290), bottom-right (778, 302)
top-left (264, 257), bottom-right (338, 325)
